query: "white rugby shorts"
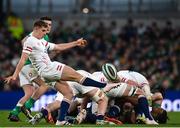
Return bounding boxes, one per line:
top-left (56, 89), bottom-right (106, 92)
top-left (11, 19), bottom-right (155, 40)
top-left (129, 72), bottom-right (149, 88)
top-left (19, 64), bottom-right (38, 87)
top-left (40, 61), bottom-right (65, 82)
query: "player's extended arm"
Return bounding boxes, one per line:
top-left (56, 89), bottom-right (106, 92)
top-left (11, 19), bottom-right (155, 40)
top-left (5, 52), bottom-right (28, 84)
top-left (53, 38), bottom-right (87, 52)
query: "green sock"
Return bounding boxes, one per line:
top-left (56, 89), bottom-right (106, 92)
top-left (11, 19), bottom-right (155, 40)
top-left (10, 106), bottom-right (21, 116)
top-left (25, 98), bottom-right (35, 109)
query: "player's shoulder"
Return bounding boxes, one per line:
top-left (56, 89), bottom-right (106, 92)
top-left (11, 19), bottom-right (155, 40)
top-left (25, 35), bottom-right (39, 43)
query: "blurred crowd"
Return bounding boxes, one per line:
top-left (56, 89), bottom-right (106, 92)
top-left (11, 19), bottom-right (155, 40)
top-left (0, 13), bottom-right (179, 91)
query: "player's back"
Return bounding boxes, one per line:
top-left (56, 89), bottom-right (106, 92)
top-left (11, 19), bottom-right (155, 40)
top-left (118, 70), bottom-right (149, 88)
top-left (117, 70), bottom-right (136, 82)
top-left (92, 71), bottom-right (108, 83)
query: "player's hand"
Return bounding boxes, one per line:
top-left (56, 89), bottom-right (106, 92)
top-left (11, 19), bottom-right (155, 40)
top-left (4, 76), bottom-right (16, 84)
top-left (76, 38), bottom-right (87, 47)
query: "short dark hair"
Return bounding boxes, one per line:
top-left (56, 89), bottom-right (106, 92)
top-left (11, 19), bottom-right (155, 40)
top-left (40, 16), bottom-right (52, 21)
top-left (33, 20), bottom-right (48, 28)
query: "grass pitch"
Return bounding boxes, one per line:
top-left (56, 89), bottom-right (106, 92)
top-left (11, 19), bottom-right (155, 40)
top-left (0, 111), bottom-right (180, 127)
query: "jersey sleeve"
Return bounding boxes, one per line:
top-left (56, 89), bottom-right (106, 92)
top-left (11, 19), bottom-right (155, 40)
top-left (22, 37), bottom-right (33, 54)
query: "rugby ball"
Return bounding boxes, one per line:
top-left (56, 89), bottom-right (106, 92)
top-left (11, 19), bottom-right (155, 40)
top-left (102, 63), bottom-right (117, 81)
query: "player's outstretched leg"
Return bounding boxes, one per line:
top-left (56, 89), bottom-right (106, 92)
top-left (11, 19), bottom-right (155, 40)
top-left (55, 99), bottom-right (72, 126)
top-left (21, 78), bottom-right (49, 120)
top-left (137, 95), bottom-right (158, 125)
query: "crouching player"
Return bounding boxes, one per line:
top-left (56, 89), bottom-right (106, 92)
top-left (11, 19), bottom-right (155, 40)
top-left (116, 70), bottom-right (163, 110)
top-left (106, 63), bottom-right (167, 124)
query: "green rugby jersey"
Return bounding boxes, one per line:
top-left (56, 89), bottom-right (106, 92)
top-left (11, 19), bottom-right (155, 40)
top-left (24, 34), bottom-right (50, 65)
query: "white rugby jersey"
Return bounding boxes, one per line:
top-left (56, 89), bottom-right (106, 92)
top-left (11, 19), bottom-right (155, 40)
top-left (117, 70), bottom-right (149, 88)
top-left (23, 35), bottom-right (55, 73)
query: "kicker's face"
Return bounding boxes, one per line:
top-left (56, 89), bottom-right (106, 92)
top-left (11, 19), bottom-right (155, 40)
top-left (36, 26), bottom-right (48, 38)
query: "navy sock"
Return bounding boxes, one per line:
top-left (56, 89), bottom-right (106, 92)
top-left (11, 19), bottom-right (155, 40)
top-left (41, 108), bottom-right (48, 117)
top-left (58, 100), bottom-right (70, 121)
top-left (82, 77), bottom-right (106, 88)
top-left (134, 105), bottom-right (143, 116)
top-left (138, 97), bottom-right (153, 120)
top-left (96, 114), bottom-right (104, 120)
